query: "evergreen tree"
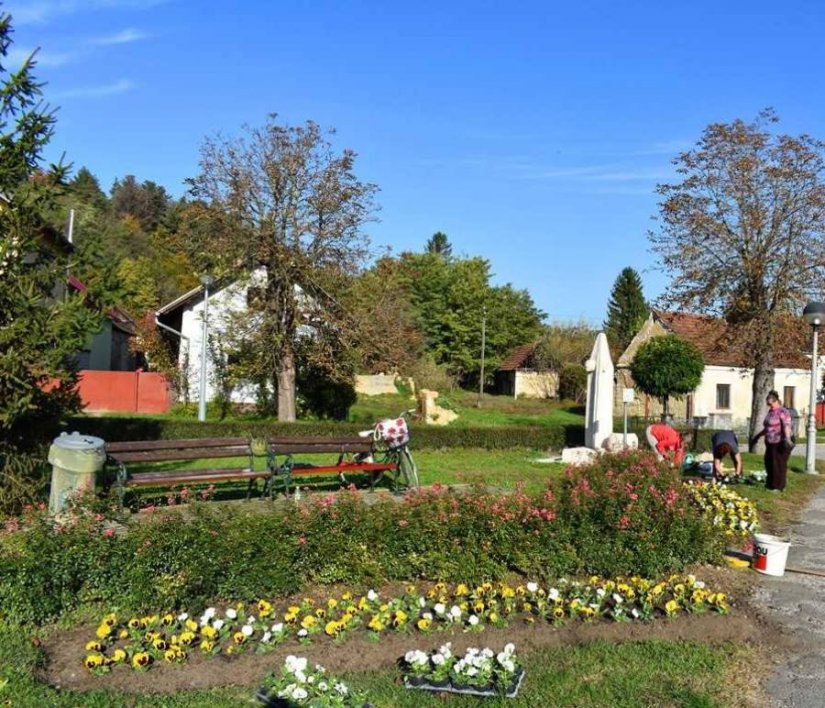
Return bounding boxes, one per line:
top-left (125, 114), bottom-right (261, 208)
top-left (0, 18), bottom-right (102, 509)
top-left (604, 267), bottom-right (647, 353)
top-left (425, 231), bottom-right (452, 258)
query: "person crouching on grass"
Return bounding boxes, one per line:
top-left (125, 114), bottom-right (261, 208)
top-left (645, 422), bottom-right (690, 467)
top-left (711, 430), bottom-right (743, 484)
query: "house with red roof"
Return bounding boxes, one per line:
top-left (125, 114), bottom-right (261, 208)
top-left (616, 310), bottom-right (819, 434)
top-left (495, 342), bottom-right (559, 398)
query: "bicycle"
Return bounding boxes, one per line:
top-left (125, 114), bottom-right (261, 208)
top-left (356, 409), bottom-right (420, 492)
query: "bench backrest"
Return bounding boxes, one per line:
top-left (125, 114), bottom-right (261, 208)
top-left (268, 436), bottom-right (372, 455)
top-left (106, 437), bottom-right (251, 464)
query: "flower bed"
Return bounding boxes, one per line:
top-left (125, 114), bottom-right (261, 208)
top-left (402, 642), bottom-right (525, 697)
top-left (684, 482), bottom-right (759, 539)
top-left (1, 451), bottom-right (728, 625)
top-left (256, 655), bottom-right (368, 707)
top-left (82, 575), bottom-right (729, 674)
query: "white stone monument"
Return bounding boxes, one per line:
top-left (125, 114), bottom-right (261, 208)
top-left (585, 332), bottom-right (614, 450)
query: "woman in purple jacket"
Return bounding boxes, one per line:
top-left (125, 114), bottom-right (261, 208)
top-left (751, 390), bottom-right (794, 492)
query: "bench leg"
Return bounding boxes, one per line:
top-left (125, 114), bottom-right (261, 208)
top-left (246, 478), bottom-right (255, 501)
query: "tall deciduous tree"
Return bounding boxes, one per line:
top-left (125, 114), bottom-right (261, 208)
top-left (630, 336), bottom-right (704, 418)
top-left (184, 116), bottom-right (379, 421)
top-left (0, 18), bottom-right (101, 508)
top-left (650, 110), bottom-right (825, 447)
top-left (604, 267), bottom-right (647, 354)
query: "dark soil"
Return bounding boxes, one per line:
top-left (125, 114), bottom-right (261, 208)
top-left (41, 566), bottom-right (777, 696)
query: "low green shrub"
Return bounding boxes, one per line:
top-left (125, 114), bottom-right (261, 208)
top-left (65, 416), bottom-right (582, 450)
top-left (0, 452), bottom-right (722, 624)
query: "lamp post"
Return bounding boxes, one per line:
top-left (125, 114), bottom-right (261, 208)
top-left (198, 274), bottom-right (214, 422)
top-left (478, 306), bottom-right (487, 407)
top-left (802, 301), bottom-right (825, 474)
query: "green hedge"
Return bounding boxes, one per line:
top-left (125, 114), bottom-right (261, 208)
top-left (65, 416), bottom-right (584, 451)
top-left (0, 451), bottom-right (721, 624)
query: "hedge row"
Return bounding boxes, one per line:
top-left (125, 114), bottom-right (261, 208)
top-left (65, 416), bottom-right (584, 451)
top-left (0, 451), bottom-right (721, 624)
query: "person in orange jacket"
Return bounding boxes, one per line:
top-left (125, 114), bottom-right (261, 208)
top-left (645, 422), bottom-right (690, 466)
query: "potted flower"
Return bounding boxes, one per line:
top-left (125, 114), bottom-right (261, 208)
top-left (402, 649), bottom-right (430, 687)
top-left (425, 644), bottom-right (454, 689)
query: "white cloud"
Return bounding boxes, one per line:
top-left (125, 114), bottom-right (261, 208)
top-left (53, 78), bottom-right (135, 99)
top-left (92, 28), bottom-right (152, 45)
top-left (6, 46), bottom-right (77, 68)
top-left (8, 0), bottom-right (168, 26)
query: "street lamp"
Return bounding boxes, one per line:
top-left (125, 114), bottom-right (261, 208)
top-left (802, 301), bottom-right (825, 474)
top-left (198, 274), bottom-right (214, 422)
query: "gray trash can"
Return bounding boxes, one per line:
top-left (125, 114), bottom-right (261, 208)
top-left (48, 432), bottom-right (106, 514)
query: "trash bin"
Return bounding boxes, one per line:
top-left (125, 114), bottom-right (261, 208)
top-left (48, 432), bottom-right (106, 514)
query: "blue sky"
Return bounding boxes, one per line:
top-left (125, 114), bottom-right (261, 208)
top-left (8, 0), bottom-right (825, 324)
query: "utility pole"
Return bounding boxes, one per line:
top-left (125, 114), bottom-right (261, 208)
top-left (478, 306), bottom-right (487, 407)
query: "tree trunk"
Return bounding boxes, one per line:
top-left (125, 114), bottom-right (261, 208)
top-left (277, 347), bottom-right (297, 422)
top-left (749, 359), bottom-right (773, 453)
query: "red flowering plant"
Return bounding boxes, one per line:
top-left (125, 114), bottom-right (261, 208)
top-left (554, 450), bottom-right (722, 577)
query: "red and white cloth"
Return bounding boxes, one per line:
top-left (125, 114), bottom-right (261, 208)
top-left (375, 417), bottom-right (410, 449)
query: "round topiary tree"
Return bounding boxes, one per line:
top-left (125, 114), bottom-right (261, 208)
top-left (630, 335), bottom-right (704, 418)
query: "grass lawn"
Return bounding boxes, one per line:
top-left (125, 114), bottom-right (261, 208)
top-left (0, 623), bottom-right (755, 707)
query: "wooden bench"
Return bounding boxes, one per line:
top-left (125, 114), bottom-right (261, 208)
top-left (106, 437), bottom-right (273, 507)
top-left (267, 436), bottom-right (399, 496)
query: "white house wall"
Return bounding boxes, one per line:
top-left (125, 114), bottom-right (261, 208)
top-left (692, 365), bottom-right (816, 436)
top-left (514, 371), bottom-right (559, 399)
top-left (179, 274), bottom-right (263, 405)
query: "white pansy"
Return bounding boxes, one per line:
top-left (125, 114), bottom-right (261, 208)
top-left (307, 675), bottom-right (315, 684)
top-left (423, 612), bottom-right (433, 621)
top-left (241, 625), bottom-right (254, 637)
top-left (527, 582), bottom-right (539, 593)
top-left (695, 580), bottom-right (706, 589)
top-left (177, 612), bottom-right (188, 622)
top-left (286, 655), bottom-right (308, 673)
top-left (449, 605), bottom-right (462, 619)
top-left (367, 589), bottom-right (378, 602)
top-left (292, 687), bottom-right (308, 700)
top-left (318, 681), bottom-right (328, 692)
top-left (213, 619), bottom-right (224, 631)
top-left (548, 588), bottom-right (559, 600)
top-left (468, 615), bottom-right (479, 626)
top-left (432, 653), bottom-right (445, 666)
top-left (225, 608), bottom-right (237, 620)
top-left (481, 648), bottom-right (494, 658)
top-left (419, 597), bottom-right (426, 608)
top-left (504, 643), bottom-right (515, 655)
top-left (261, 631), bottom-right (272, 643)
top-left (502, 658), bottom-right (515, 673)
top-left (335, 682), bottom-right (349, 695)
top-left (295, 670), bottom-right (307, 684)
top-left (631, 608), bottom-right (640, 619)
top-left (440, 643), bottom-right (453, 658)
top-left (271, 622), bottom-right (284, 633)
top-left (467, 667), bottom-right (479, 677)
top-left (434, 603), bottom-right (446, 615)
top-left (203, 607), bottom-right (216, 619)
top-left (297, 629), bottom-right (308, 638)
top-left (596, 587), bottom-right (606, 598)
top-left (613, 593), bottom-right (624, 604)
top-left (247, 615), bottom-right (256, 624)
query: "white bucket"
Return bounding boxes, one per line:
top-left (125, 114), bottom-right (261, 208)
top-left (753, 533), bottom-right (791, 577)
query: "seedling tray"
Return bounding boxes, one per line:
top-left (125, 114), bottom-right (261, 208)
top-left (403, 668), bottom-right (525, 698)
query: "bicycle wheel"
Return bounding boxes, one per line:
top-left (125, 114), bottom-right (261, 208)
top-left (397, 447), bottom-right (420, 490)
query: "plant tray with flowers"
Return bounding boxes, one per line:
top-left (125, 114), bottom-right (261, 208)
top-left (255, 655), bottom-right (371, 707)
top-left (401, 643), bottom-right (525, 697)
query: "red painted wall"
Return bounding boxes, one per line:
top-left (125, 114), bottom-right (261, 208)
top-left (817, 402), bottom-right (825, 426)
top-left (75, 371), bottom-right (173, 414)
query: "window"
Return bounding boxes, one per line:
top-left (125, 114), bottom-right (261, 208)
top-left (716, 384), bottom-right (731, 410)
top-left (784, 386), bottom-right (796, 409)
